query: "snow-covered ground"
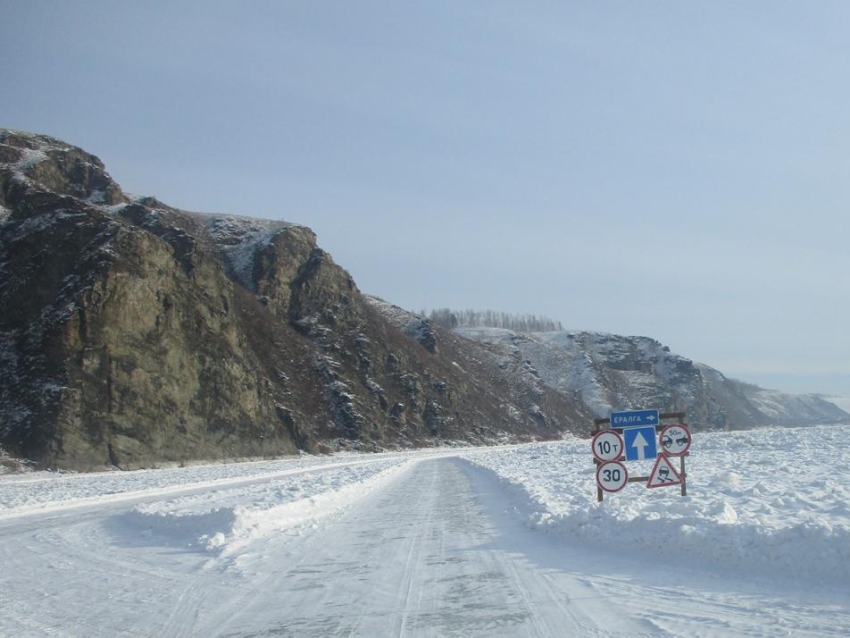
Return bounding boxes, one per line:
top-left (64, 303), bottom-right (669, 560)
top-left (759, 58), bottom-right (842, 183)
top-left (462, 425), bottom-right (850, 585)
top-left (1, 426), bottom-right (848, 636)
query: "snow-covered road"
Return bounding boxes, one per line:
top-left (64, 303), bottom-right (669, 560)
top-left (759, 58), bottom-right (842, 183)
top-left (1, 427), bottom-right (849, 637)
top-left (190, 457), bottom-right (643, 637)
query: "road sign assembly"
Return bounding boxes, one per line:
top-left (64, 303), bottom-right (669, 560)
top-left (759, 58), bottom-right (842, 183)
top-left (590, 409), bottom-right (691, 501)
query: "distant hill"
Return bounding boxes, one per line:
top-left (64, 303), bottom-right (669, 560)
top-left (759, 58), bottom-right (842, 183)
top-left (824, 396), bottom-right (850, 414)
top-left (451, 327), bottom-right (849, 430)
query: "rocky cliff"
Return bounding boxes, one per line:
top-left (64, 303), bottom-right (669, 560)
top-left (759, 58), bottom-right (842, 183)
top-left (0, 129), bottom-right (582, 470)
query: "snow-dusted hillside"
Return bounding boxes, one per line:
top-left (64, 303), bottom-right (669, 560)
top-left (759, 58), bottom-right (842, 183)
top-left (455, 327), bottom-right (850, 430)
top-left (826, 395), bottom-right (850, 413)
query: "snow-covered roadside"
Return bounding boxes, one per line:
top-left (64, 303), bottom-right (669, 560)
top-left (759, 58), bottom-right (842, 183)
top-left (4, 426), bottom-right (849, 587)
top-left (0, 452), bottom-right (392, 515)
top-left (0, 448), bottom-right (466, 553)
top-left (458, 425), bottom-right (850, 586)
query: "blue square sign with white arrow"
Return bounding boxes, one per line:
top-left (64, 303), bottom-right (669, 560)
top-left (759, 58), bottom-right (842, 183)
top-left (622, 426), bottom-right (658, 461)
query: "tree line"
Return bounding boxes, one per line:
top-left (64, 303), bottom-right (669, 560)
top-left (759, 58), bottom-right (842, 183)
top-left (423, 308), bottom-right (564, 333)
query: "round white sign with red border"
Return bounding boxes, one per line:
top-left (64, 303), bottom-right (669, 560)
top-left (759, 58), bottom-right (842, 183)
top-left (596, 460), bottom-right (628, 493)
top-left (592, 430), bottom-right (625, 462)
top-left (659, 424), bottom-right (691, 456)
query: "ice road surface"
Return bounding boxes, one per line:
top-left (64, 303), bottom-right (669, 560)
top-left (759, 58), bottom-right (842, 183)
top-left (1, 426), bottom-right (848, 636)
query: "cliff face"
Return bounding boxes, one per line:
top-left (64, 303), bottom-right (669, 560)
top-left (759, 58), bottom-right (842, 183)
top-left (0, 129), bottom-right (579, 470)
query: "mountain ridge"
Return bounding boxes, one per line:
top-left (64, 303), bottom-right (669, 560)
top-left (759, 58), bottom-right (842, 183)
top-left (451, 326), bottom-right (848, 430)
top-left (1, 128), bottom-right (847, 470)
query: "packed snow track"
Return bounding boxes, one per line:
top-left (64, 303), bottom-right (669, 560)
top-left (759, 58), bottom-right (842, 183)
top-left (191, 458), bottom-right (639, 637)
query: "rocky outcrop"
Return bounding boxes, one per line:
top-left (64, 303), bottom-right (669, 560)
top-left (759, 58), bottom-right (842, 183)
top-left (0, 129), bottom-right (582, 470)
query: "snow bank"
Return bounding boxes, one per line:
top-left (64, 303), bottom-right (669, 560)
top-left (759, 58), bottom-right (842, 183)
top-left (120, 458), bottom-right (414, 553)
top-left (459, 425), bottom-right (850, 585)
top-left (0, 452), bottom-right (419, 516)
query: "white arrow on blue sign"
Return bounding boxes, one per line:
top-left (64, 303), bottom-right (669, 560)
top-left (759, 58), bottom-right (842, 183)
top-left (610, 409), bottom-right (660, 428)
top-left (622, 426), bottom-right (659, 461)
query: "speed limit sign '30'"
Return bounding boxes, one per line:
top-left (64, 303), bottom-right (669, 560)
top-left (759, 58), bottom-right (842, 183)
top-left (596, 460), bottom-right (628, 493)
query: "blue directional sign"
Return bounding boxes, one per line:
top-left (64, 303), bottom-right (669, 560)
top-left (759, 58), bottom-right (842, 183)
top-left (610, 409), bottom-right (660, 429)
top-left (622, 426), bottom-right (658, 461)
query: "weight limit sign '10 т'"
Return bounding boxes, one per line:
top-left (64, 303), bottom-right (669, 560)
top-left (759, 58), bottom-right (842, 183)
top-left (592, 430), bottom-right (624, 462)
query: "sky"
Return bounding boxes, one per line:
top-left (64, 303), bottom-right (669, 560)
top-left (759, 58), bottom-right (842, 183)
top-left (2, 1), bottom-right (849, 398)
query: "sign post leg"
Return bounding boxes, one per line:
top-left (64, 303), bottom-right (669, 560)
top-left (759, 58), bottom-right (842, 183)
top-left (680, 456), bottom-right (687, 497)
